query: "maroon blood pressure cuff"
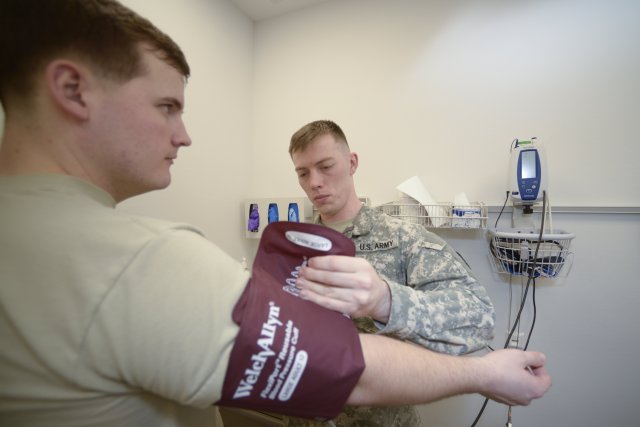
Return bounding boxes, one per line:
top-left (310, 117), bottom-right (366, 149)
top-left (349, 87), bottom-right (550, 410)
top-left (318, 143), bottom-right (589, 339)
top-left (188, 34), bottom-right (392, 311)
top-left (217, 222), bottom-right (365, 420)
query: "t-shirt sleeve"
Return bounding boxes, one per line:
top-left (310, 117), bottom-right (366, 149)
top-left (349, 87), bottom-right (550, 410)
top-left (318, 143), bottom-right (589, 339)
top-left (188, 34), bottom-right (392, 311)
top-left (79, 228), bottom-right (250, 407)
top-left (216, 222), bottom-right (365, 420)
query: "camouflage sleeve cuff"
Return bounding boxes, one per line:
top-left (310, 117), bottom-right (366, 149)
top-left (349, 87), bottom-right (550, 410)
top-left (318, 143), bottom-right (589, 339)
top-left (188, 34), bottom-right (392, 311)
top-left (372, 278), bottom-right (417, 339)
top-left (373, 277), bottom-right (495, 355)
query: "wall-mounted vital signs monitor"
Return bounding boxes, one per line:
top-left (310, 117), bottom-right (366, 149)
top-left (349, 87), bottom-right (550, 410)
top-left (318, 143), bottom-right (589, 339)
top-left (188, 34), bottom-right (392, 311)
top-left (509, 138), bottom-right (547, 208)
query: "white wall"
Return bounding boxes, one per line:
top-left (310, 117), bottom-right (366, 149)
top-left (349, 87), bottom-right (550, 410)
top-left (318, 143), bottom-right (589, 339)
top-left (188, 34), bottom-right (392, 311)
top-left (251, 0), bottom-right (640, 208)
top-left (248, 1), bottom-right (640, 426)
top-left (117, 0), bottom-right (254, 261)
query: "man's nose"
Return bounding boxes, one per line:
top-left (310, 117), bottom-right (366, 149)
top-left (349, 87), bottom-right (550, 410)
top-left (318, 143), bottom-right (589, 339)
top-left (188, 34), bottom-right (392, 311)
top-left (173, 119), bottom-right (192, 147)
top-left (308, 169), bottom-right (322, 189)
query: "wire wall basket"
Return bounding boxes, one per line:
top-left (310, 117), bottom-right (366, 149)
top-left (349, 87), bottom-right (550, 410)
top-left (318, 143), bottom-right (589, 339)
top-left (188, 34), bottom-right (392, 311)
top-left (377, 198), bottom-right (488, 229)
top-left (487, 228), bottom-right (575, 278)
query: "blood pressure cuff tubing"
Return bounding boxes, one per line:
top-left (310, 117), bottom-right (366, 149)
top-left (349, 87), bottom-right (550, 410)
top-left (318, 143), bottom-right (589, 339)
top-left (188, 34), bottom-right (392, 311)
top-left (217, 222), bottom-right (365, 420)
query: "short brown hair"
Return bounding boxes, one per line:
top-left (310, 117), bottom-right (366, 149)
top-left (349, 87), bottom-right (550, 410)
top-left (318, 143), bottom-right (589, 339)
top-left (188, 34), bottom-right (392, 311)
top-left (289, 120), bottom-right (349, 156)
top-left (0, 0), bottom-right (190, 106)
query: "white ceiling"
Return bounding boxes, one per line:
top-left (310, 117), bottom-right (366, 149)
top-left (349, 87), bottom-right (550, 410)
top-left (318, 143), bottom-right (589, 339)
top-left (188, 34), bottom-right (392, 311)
top-left (230, 0), bottom-right (332, 21)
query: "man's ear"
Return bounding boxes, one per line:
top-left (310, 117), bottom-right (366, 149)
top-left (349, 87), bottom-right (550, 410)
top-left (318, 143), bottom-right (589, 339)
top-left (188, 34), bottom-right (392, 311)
top-left (349, 152), bottom-right (359, 176)
top-left (44, 59), bottom-right (92, 121)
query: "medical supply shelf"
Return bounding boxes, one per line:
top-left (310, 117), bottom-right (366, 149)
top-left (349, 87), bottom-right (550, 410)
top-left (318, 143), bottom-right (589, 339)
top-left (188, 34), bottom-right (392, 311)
top-left (487, 228), bottom-right (575, 278)
top-left (376, 201), bottom-right (488, 229)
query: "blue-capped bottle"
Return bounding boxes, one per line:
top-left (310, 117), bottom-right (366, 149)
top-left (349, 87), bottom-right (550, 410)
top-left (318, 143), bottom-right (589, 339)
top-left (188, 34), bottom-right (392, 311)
top-left (288, 202), bottom-right (299, 222)
top-left (268, 203), bottom-right (279, 224)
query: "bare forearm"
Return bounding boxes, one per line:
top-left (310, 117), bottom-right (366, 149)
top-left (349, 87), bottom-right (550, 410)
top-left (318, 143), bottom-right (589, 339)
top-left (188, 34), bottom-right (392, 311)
top-left (347, 334), bottom-right (478, 406)
top-left (347, 333), bottom-right (551, 407)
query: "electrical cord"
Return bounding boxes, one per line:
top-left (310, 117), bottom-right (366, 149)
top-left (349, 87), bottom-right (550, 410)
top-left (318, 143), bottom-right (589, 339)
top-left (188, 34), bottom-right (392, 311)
top-left (470, 191), bottom-right (546, 427)
top-left (524, 277), bottom-right (537, 351)
top-left (504, 191), bottom-right (545, 349)
top-left (494, 191), bottom-right (510, 229)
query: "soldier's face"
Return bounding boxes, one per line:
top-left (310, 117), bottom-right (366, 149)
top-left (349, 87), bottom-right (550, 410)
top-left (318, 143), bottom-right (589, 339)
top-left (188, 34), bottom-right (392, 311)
top-left (292, 134), bottom-right (357, 219)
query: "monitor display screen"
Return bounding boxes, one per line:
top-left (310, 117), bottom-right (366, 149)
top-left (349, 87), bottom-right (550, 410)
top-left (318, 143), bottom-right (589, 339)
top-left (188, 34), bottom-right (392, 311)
top-left (521, 150), bottom-right (537, 179)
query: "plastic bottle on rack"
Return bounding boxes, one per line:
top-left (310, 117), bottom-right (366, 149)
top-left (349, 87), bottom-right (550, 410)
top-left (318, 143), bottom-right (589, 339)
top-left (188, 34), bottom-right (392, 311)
top-left (268, 203), bottom-right (280, 223)
top-left (247, 203), bottom-right (260, 232)
top-left (288, 203), bottom-right (299, 222)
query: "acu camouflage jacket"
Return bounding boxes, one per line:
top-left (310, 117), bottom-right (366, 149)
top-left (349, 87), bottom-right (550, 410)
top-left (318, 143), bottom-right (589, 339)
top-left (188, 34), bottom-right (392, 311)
top-left (343, 205), bottom-right (495, 355)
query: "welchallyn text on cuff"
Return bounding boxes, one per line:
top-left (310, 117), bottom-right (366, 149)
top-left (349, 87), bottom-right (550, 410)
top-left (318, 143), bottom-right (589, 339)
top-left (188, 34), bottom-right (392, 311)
top-left (217, 222), bottom-right (365, 420)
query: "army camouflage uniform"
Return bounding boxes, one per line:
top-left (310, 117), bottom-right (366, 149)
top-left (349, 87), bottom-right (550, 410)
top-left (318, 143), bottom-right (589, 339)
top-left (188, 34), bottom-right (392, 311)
top-left (284, 205), bottom-right (495, 427)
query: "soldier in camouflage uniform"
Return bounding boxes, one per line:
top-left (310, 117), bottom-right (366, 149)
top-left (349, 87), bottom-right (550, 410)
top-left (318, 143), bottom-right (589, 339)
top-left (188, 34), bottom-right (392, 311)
top-left (286, 120), bottom-right (495, 427)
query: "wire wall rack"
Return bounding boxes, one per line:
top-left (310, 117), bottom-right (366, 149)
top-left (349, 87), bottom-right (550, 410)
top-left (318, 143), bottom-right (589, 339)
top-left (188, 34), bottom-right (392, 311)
top-left (376, 199), bottom-right (488, 229)
top-left (487, 228), bottom-right (575, 278)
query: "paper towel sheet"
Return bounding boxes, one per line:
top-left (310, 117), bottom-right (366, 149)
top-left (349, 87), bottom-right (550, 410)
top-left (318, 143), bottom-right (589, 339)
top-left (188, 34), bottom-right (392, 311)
top-left (396, 176), bottom-right (449, 227)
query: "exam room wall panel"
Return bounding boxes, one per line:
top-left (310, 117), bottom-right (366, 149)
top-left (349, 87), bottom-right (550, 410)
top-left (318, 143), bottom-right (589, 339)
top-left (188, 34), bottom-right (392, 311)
top-left (422, 212), bottom-right (640, 427)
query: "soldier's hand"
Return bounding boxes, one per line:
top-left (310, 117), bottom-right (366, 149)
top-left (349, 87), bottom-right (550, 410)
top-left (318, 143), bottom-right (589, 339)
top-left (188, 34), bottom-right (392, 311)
top-left (478, 349), bottom-right (551, 406)
top-left (296, 255), bottom-right (392, 322)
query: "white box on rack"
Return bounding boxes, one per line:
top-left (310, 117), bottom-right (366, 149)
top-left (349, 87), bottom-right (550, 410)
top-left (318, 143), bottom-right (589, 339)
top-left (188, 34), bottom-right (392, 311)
top-left (451, 206), bottom-right (482, 228)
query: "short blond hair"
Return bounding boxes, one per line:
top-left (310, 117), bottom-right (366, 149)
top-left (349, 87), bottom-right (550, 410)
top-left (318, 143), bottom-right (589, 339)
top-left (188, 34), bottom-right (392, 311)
top-left (289, 120), bottom-right (349, 156)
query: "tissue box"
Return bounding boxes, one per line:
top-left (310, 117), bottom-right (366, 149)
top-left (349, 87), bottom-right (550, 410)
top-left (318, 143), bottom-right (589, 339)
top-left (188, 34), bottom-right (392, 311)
top-left (451, 206), bottom-right (482, 228)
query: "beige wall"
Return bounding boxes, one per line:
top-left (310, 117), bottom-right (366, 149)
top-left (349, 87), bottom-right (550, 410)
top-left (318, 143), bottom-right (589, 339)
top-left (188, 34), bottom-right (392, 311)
top-left (250, 0), bottom-right (640, 208)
